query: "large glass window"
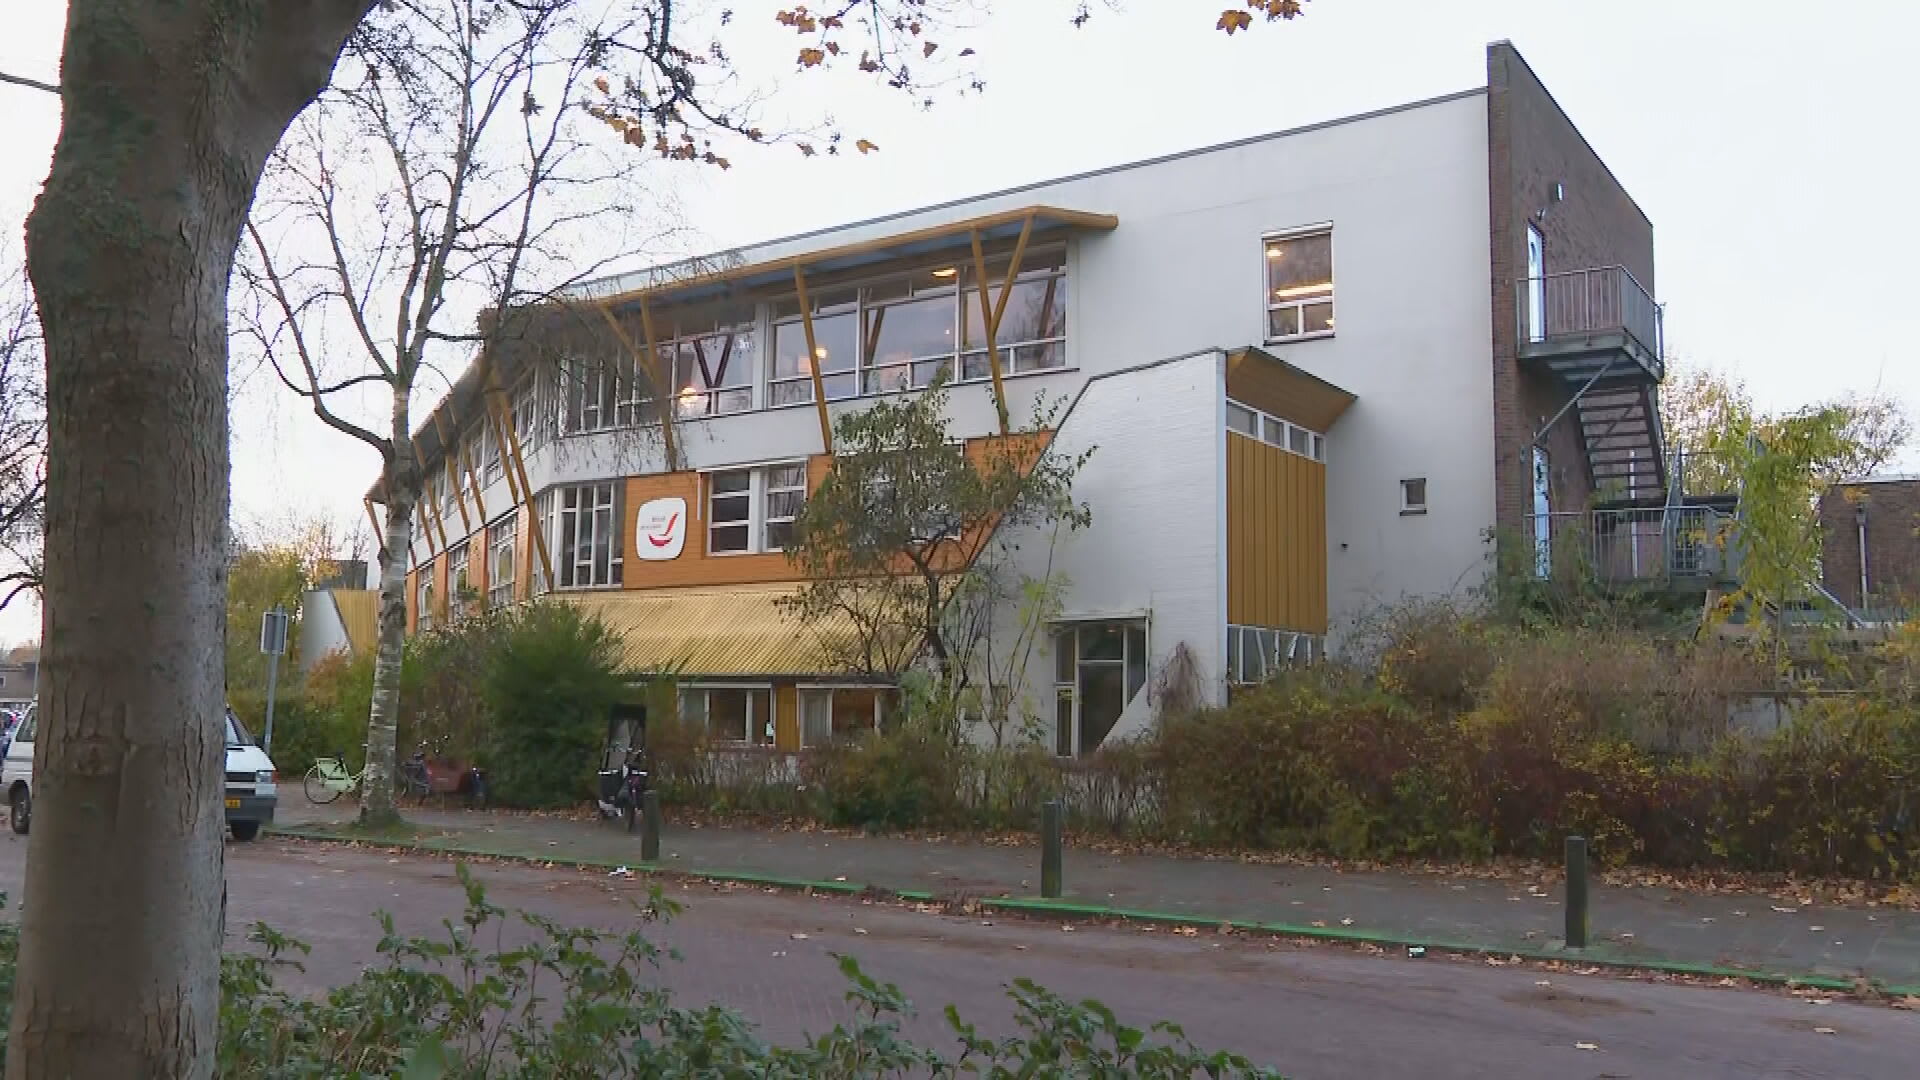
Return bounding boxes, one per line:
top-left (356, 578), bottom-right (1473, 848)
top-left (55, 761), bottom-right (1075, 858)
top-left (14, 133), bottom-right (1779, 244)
top-left (487, 513), bottom-right (516, 609)
top-left (771, 289), bottom-right (859, 406)
top-left (799, 687), bottom-right (891, 748)
top-left (1050, 620), bottom-right (1148, 757)
top-left (763, 463), bottom-right (807, 552)
top-left (1264, 229), bottom-right (1334, 341)
top-left (960, 248), bottom-right (1068, 377)
top-left (708, 469), bottom-right (753, 554)
top-left (681, 686), bottom-right (775, 745)
top-left (556, 482), bottom-right (622, 588)
top-left (1225, 625), bottom-right (1322, 685)
top-left (416, 564), bottom-right (436, 631)
top-left (474, 420), bottom-right (501, 486)
top-left (560, 352), bottom-right (624, 434)
top-left (532, 489), bottom-right (555, 595)
top-left (661, 308), bottom-right (754, 419)
top-left (862, 267), bottom-right (958, 394)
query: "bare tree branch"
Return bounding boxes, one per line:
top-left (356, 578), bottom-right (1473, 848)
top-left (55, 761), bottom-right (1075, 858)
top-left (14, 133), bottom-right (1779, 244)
top-left (0, 70), bottom-right (59, 95)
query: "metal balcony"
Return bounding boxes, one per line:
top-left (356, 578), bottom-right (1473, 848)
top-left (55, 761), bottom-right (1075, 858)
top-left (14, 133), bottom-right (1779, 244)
top-left (1528, 507), bottom-right (1738, 586)
top-left (1516, 266), bottom-right (1664, 382)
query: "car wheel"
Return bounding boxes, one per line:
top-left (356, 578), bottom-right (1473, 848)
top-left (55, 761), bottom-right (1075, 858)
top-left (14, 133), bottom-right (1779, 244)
top-left (230, 820), bottom-right (260, 842)
top-left (9, 786), bottom-right (28, 835)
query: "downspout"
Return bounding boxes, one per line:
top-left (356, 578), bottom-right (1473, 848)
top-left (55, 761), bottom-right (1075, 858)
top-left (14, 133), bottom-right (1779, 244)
top-left (1856, 502), bottom-right (1870, 611)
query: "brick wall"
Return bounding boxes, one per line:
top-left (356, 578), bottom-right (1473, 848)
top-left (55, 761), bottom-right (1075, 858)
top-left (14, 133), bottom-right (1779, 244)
top-left (1819, 480), bottom-right (1920, 610)
top-left (1485, 42), bottom-right (1657, 539)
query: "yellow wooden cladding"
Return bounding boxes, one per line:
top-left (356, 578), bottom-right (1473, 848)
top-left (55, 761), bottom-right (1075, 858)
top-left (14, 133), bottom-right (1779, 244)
top-left (1226, 434), bottom-right (1328, 634)
top-left (774, 685), bottom-right (800, 752)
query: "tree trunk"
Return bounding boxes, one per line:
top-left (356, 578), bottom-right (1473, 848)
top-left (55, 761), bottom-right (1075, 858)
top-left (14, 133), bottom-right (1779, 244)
top-left (9, 3), bottom-right (371, 1076)
top-left (359, 429), bottom-right (416, 829)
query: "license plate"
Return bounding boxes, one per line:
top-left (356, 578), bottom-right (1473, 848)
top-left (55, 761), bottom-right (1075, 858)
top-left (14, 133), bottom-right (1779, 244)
top-left (224, 798), bottom-right (240, 809)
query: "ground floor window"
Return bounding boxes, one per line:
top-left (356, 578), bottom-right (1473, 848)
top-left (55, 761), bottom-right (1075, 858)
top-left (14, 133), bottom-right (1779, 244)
top-left (798, 686), bottom-right (894, 748)
top-left (1225, 624), bottom-right (1323, 685)
top-left (680, 685), bottom-right (775, 746)
top-left (1050, 619), bottom-right (1148, 757)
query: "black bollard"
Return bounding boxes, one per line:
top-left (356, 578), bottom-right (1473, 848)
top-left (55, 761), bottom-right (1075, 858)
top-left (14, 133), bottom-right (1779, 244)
top-left (1041, 799), bottom-right (1063, 899)
top-left (1564, 834), bottom-right (1589, 949)
top-left (641, 790), bottom-right (661, 864)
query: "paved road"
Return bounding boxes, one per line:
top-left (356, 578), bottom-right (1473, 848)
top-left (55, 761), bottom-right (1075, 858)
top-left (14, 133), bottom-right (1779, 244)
top-left (1, 834), bottom-right (1914, 1078)
top-left (280, 801), bottom-right (1920, 985)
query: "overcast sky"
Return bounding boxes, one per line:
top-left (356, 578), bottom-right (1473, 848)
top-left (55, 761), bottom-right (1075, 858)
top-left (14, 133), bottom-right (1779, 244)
top-left (3, 0), bottom-right (1916, 645)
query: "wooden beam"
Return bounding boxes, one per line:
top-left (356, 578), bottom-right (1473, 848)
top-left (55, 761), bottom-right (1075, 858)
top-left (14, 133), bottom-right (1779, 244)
top-left (635, 298), bottom-right (679, 467)
top-left (792, 267), bottom-right (835, 455)
top-left (487, 370), bottom-right (553, 591)
top-left (970, 229), bottom-right (1011, 435)
top-left (485, 390), bottom-right (522, 507)
top-left (456, 422), bottom-right (487, 524)
top-left (420, 478), bottom-right (448, 555)
top-left (362, 498), bottom-right (384, 552)
top-left (431, 413), bottom-right (473, 535)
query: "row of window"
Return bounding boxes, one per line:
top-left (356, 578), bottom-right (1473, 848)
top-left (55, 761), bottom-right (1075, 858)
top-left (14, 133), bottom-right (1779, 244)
top-left (1226, 399), bottom-right (1328, 463)
top-left (416, 462), bottom-right (815, 625)
top-left (679, 685), bottom-right (891, 748)
top-left (1225, 624), bottom-right (1324, 686)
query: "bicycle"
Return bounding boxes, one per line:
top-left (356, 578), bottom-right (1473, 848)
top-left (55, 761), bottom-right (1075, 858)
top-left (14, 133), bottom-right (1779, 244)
top-left (304, 749), bottom-right (430, 805)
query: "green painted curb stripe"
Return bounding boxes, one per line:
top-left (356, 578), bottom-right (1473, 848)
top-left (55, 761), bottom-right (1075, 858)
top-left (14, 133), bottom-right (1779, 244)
top-left (267, 825), bottom-right (1920, 997)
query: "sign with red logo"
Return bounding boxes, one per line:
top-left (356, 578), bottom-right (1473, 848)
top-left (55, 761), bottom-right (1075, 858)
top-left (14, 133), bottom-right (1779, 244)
top-left (635, 497), bottom-right (686, 560)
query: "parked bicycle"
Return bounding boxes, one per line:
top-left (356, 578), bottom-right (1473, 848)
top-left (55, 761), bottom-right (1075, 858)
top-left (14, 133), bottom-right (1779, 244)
top-left (304, 748), bottom-right (431, 805)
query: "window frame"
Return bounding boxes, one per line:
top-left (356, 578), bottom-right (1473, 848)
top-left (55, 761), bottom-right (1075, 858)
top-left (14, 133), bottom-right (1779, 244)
top-left (680, 683), bottom-right (776, 746)
top-left (487, 512), bottom-right (517, 609)
top-left (704, 462), bottom-right (809, 556)
top-left (1400, 477), bottom-right (1429, 516)
top-left (446, 542), bottom-right (472, 619)
top-left (1049, 618), bottom-right (1150, 758)
top-left (796, 684), bottom-right (892, 749)
top-left (1261, 226), bottom-right (1335, 344)
top-left (416, 563), bottom-right (436, 631)
top-left (1225, 397), bottom-right (1327, 463)
top-left (552, 481), bottom-right (624, 590)
top-left (1226, 624), bottom-right (1322, 686)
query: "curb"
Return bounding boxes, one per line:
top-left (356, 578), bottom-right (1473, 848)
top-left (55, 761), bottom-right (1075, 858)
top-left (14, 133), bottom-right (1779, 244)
top-left (268, 824), bottom-right (1920, 998)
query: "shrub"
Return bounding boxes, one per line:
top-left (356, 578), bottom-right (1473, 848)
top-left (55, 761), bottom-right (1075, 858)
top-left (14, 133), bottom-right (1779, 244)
top-left (812, 719), bottom-right (970, 830)
top-left (482, 603), bottom-right (627, 808)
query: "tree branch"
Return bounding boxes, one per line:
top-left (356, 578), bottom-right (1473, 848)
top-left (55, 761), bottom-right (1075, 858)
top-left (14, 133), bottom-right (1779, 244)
top-left (0, 70), bottom-right (58, 95)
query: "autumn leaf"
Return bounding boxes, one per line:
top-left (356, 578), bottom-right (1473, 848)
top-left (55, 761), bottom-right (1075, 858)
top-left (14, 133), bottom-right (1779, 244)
top-left (1217, 9), bottom-right (1253, 34)
top-left (855, 139), bottom-right (879, 154)
top-left (960, 47), bottom-right (976, 57)
top-left (922, 41), bottom-right (938, 58)
top-left (859, 52), bottom-right (882, 73)
top-left (798, 47), bottom-right (827, 68)
top-left (593, 76), bottom-right (611, 95)
top-left (797, 143), bottom-right (817, 157)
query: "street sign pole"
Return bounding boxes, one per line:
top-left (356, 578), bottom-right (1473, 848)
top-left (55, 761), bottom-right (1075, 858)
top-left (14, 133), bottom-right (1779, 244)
top-left (260, 607), bottom-right (290, 753)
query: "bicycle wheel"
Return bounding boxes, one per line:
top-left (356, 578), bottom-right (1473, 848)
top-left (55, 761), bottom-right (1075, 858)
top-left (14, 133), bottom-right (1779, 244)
top-left (304, 763), bottom-right (344, 805)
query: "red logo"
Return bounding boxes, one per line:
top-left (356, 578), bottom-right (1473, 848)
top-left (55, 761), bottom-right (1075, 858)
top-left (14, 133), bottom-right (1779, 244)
top-left (646, 512), bottom-right (680, 548)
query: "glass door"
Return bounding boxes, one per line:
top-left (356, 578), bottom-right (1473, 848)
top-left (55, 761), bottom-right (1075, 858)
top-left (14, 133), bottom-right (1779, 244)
top-left (1526, 224), bottom-right (1546, 343)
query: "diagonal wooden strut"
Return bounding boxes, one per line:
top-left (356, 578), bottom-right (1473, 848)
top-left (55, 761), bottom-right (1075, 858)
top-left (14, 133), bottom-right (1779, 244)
top-left (792, 267), bottom-right (835, 455)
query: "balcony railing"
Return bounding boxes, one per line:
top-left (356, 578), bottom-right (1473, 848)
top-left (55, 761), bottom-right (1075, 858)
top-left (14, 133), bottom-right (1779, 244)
top-left (1517, 266), bottom-right (1664, 379)
top-left (1527, 507), bottom-right (1736, 584)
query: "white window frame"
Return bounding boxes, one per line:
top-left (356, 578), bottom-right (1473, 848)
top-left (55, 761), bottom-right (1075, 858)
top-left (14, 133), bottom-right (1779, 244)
top-left (705, 462), bottom-right (808, 556)
top-left (417, 566), bottom-right (436, 631)
top-left (1262, 226), bottom-right (1335, 343)
top-left (1225, 397), bottom-right (1327, 463)
top-left (553, 481), bottom-right (623, 589)
top-left (762, 462), bottom-right (808, 552)
top-left (487, 513), bottom-right (517, 609)
top-left (532, 489), bottom-right (555, 595)
top-left (447, 542), bottom-right (471, 619)
top-left (1049, 618), bottom-right (1150, 759)
top-left (476, 419), bottom-right (502, 486)
top-left (796, 684), bottom-right (892, 748)
top-left (680, 683), bottom-right (776, 746)
top-left (1225, 624), bottom-right (1322, 686)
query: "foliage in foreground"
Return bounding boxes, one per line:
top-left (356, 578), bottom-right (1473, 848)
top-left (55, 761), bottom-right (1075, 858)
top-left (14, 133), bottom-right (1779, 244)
top-left (0, 872), bottom-right (1278, 1077)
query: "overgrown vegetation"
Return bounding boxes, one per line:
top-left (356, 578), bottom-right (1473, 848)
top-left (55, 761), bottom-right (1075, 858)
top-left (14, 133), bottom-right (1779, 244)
top-left (645, 603), bottom-right (1920, 883)
top-left (0, 876), bottom-right (1278, 1077)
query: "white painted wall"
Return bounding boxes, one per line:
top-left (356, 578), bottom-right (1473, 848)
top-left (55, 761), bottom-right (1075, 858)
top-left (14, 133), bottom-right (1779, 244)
top-left (984, 350), bottom-right (1227, 749)
top-left (299, 591), bottom-right (350, 674)
top-left (405, 90), bottom-right (1500, 639)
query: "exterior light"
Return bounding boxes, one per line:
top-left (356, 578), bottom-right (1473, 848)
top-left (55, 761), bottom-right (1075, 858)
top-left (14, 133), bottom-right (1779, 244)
top-left (931, 267), bottom-right (957, 278)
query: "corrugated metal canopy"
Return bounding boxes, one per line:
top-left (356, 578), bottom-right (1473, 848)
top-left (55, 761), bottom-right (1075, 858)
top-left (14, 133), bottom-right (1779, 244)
top-left (559, 583), bottom-right (912, 679)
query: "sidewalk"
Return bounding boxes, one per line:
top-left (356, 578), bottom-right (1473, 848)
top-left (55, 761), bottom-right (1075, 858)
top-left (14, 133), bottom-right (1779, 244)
top-left (276, 801), bottom-right (1920, 990)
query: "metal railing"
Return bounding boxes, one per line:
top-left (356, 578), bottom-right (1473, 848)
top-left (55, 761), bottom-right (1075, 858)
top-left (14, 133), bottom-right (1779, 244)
top-left (1517, 266), bottom-right (1664, 378)
top-left (1527, 507), bottom-right (1735, 583)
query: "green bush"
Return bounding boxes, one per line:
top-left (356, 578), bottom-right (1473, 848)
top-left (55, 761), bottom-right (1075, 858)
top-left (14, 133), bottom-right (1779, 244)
top-left (482, 602), bottom-right (627, 808)
top-left (811, 720), bottom-right (970, 830)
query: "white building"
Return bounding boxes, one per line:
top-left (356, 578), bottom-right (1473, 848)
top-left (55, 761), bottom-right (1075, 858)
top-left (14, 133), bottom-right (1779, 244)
top-left (382, 42), bottom-right (1667, 755)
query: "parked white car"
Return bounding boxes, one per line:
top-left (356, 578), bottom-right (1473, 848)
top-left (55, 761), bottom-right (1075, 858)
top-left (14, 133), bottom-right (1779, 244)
top-left (4, 703), bottom-right (278, 839)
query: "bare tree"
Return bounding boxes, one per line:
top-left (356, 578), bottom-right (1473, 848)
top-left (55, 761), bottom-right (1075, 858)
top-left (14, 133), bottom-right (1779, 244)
top-left (0, 261), bottom-right (43, 611)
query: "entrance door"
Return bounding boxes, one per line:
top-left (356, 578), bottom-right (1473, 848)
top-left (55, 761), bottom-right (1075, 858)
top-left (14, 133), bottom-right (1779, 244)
top-left (1526, 225), bottom-right (1546, 342)
top-left (1532, 446), bottom-right (1552, 577)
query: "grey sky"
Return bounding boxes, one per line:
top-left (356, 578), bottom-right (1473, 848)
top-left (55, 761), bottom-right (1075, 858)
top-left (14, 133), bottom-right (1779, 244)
top-left (2, 0), bottom-right (1915, 644)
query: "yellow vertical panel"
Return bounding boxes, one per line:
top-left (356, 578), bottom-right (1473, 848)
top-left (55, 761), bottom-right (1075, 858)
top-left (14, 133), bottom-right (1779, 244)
top-left (775, 683), bottom-right (799, 751)
top-left (1270, 446), bottom-right (1286, 628)
top-left (1313, 462), bottom-right (1328, 633)
top-left (405, 568), bottom-right (417, 634)
top-left (516, 505), bottom-right (533, 602)
top-left (1251, 441), bottom-right (1269, 626)
top-left (1292, 453), bottom-right (1309, 630)
top-left (1226, 438), bottom-right (1245, 625)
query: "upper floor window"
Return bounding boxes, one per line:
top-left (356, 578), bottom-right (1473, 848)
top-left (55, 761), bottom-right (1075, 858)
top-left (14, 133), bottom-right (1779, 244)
top-left (532, 489), bottom-right (555, 595)
top-left (1263, 228), bottom-right (1334, 341)
top-left (488, 513), bottom-right (517, 608)
top-left (767, 247), bottom-right (1068, 406)
top-left (556, 482), bottom-right (622, 588)
top-left (475, 418), bottom-right (502, 486)
top-left (512, 372), bottom-right (550, 451)
top-left (559, 351), bottom-right (635, 435)
top-left (661, 310), bottom-right (755, 419)
top-left (1226, 399), bottom-right (1326, 463)
top-left (708, 462), bottom-right (809, 555)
